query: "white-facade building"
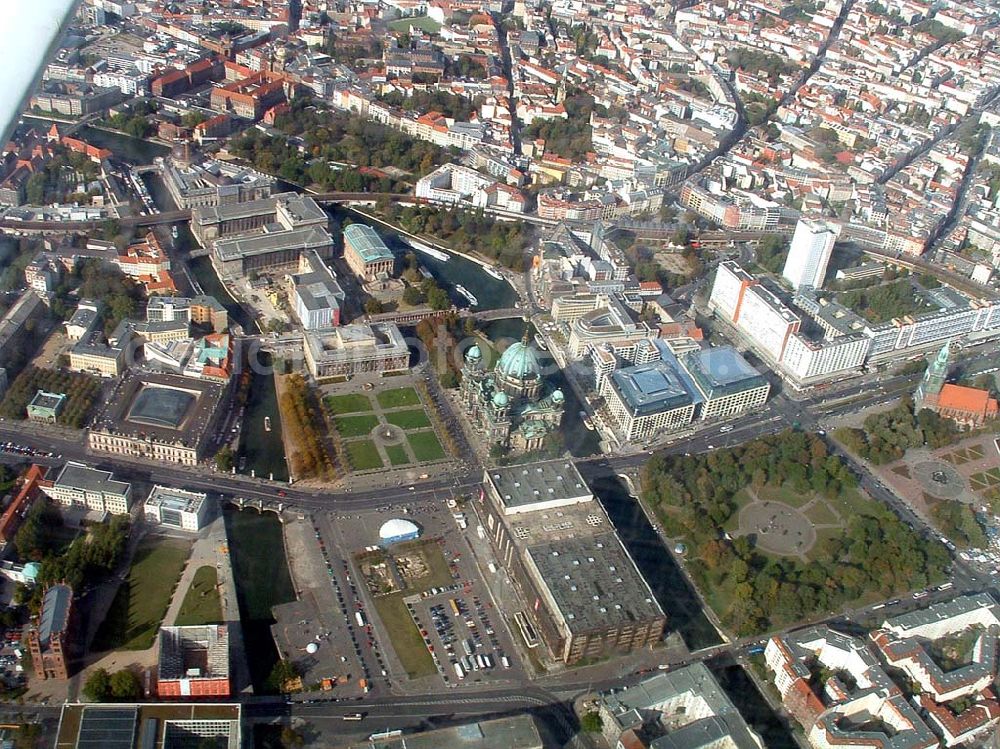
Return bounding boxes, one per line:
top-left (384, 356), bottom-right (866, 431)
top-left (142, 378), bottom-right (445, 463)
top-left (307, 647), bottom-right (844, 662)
top-left (42, 461), bottom-right (132, 515)
top-left (782, 218), bottom-right (840, 291)
top-left (781, 333), bottom-right (871, 381)
top-left (144, 485), bottom-right (209, 531)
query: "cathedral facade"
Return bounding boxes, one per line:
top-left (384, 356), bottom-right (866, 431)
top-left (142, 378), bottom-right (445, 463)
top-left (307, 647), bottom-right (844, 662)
top-left (459, 333), bottom-right (564, 454)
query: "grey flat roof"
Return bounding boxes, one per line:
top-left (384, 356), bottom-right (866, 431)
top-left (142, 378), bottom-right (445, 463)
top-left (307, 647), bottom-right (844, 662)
top-left (158, 625), bottom-right (229, 681)
top-left (882, 593), bottom-right (999, 633)
top-left (55, 461), bottom-right (130, 498)
top-left (214, 225), bottom-right (332, 261)
top-left (28, 390), bottom-right (66, 411)
top-left (358, 715), bottom-right (543, 749)
top-left (193, 192), bottom-right (288, 225)
top-left (610, 361), bottom-right (697, 416)
top-left (682, 347), bottom-right (767, 400)
top-left (67, 304), bottom-right (100, 331)
top-left (76, 706), bottom-right (138, 749)
top-left (601, 662), bottom-right (765, 749)
top-left (526, 532), bottom-right (663, 634)
top-left (91, 371), bottom-right (225, 449)
top-left (38, 583), bottom-right (73, 646)
top-left (146, 486), bottom-right (207, 513)
top-left (276, 192), bottom-right (327, 224)
top-left (294, 269), bottom-right (344, 311)
top-left (485, 461), bottom-right (592, 511)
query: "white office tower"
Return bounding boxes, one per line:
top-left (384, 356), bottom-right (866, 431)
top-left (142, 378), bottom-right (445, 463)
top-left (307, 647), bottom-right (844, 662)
top-left (782, 219), bottom-right (841, 291)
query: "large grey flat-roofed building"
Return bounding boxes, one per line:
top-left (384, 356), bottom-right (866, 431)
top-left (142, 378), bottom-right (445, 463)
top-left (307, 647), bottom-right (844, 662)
top-left (42, 461), bottom-right (132, 515)
top-left (55, 703), bottom-right (242, 749)
top-left (214, 225), bottom-right (333, 278)
top-left (479, 461), bottom-right (665, 664)
top-left (88, 371), bottom-right (228, 466)
top-left (193, 192), bottom-right (332, 278)
top-left (597, 664), bottom-right (765, 749)
top-left (349, 716), bottom-right (543, 749)
top-left (680, 346), bottom-right (770, 419)
top-left (292, 262), bottom-right (345, 330)
top-left (162, 157), bottom-right (274, 210)
top-left (192, 192), bottom-right (326, 242)
top-left (302, 323), bottom-right (409, 379)
top-left (481, 461), bottom-right (593, 515)
top-left (602, 360), bottom-right (698, 442)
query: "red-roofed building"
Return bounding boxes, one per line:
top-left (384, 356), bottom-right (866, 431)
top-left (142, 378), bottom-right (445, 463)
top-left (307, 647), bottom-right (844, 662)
top-left (920, 691), bottom-right (1000, 746)
top-left (60, 137), bottom-right (111, 163)
top-left (935, 384), bottom-right (998, 428)
top-left (0, 465), bottom-right (48, 544)
top-left (115, 232), bottom-right (175, 294)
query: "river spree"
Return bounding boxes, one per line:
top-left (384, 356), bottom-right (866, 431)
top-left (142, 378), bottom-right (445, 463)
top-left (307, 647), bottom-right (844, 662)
top-left (224, 506), bottom-right (296, 692)
top-left (237, 350), bottom-right (288, 482)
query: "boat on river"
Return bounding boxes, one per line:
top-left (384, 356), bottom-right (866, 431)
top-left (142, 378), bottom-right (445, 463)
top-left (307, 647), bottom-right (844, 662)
top-left (264, 416), bottom-right (272, 432)
top-left (484, 266), bottom-right (503, 280)
top-left (405, 238), bottom-right (449, 262)
top-left (455, 285), bottom-right (478, 306)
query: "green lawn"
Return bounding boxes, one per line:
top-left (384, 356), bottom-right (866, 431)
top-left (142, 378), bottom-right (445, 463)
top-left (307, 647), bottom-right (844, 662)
top-left (93, 537), bottom-right (191, 652)
top-left (335, 414), bottom-right (380, 438)
top-left (347, 440), bottom-right (383, 470)
top-left (386, 444), bottom-right (411, 466)
top-left (371, 594), bottom-right (436, 679)
top-left (323, 393), bottom-right (373, 415)
top-left (377, 387), bottom-right (421, 409)
top-left (385, 409), bottom-right (431, 430)
top-left (408, 431), bottom-right (445, 462)
top-left (757, 484), bottom-right (814, 509)
top-left (387, 15), bottom-right (441, 32)
top-left (174, 565), bottom-right (223, 626)
top-left (805, 499), bottom-right (841, 526)
top-left (362, 540), bottom-right (453, 680)
top-left (827, 487), bottom-right (873, 518)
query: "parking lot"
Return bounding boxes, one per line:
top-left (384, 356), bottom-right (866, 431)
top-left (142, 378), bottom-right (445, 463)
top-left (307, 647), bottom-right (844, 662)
top-left (320, 499), bottom-right (525, 689)
top-left (408, 586), bottom-right (521, 686)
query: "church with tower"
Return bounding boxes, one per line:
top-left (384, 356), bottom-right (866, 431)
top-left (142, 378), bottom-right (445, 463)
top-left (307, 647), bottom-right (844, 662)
top-left (915, 341), bottom-right (998, 428)
top-left (459, 332), bottom-right (565, 454)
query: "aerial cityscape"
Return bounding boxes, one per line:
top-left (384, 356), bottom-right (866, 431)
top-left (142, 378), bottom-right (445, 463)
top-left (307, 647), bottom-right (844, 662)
top-left (0, 0), bottom-right (999, 747)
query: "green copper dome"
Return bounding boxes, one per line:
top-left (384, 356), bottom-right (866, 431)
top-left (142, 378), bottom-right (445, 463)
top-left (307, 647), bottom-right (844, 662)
top-left (466, 344), bottom-right (482, 363)
top-left (496, 341), bottom-right (541, 381)
top-left (492, 391), bottom-right (509, 407)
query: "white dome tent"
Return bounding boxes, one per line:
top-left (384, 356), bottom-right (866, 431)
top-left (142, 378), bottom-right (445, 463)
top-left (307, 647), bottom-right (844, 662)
top-left (379, 518), bottom-right (421, 545)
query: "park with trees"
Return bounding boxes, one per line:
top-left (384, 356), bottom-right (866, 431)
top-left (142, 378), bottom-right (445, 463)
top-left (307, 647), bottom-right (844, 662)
top-left (278, 373), bottom-right (336, 480)
top-left (383, 204), bottom-right (531, 269)
top-left (641, 430), bottom-right (950, 635)
top-left (0, 366), bottom-right (102, 428)
top-left (230, 95), bottom-right (450, 192)
top-left (14, 501), bottom-right (129, 614)
top-left (522, 88), bottom-right (597, 161)
top-left (835, 277), bottom-right (929, 324)
top-left (83, 667), bottom-right (143, 702)
top-left (833, 395), bottom-right (959, 465)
